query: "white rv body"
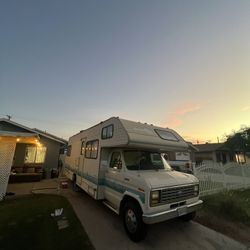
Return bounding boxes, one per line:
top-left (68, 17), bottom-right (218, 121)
top-left (64, 117), bottom-right (202, 241)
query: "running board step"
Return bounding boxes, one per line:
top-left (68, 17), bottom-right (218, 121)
top-left (103, 200), bottom-right (119, 214)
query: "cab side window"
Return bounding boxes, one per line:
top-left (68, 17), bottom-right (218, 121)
top-left (110, 152), bottom-right (122, 170)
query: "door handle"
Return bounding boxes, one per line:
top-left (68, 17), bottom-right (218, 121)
top-left (124, 178), bottom-right (130, 181)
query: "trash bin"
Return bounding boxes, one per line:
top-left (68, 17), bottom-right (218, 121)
top-left (51, 168), bottom-right (58, 178)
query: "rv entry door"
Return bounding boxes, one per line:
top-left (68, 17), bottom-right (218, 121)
top-left (79, 138), bottom-right (86, 185)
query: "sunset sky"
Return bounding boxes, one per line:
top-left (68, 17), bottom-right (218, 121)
top-left (1, 0), bottom-right (249, 143)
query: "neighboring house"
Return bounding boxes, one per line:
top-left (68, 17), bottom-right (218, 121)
top-left (194, 142), bottom-right (247, 164)
top-left (0, 119), bottom-right (67, 184)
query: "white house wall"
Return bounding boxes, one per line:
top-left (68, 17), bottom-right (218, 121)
top-left (0, 138), bottom-right (16, 200)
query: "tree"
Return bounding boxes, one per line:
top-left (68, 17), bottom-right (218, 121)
top-left (225, 127), bottom-right (250, 161)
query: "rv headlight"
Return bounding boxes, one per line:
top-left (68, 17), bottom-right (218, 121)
top-left (194, 184), bottom-right (199, 195)
top-left (150, 190), bottom-right (160, 206)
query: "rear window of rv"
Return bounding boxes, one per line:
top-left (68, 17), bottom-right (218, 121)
top-left (102, 125), bottom-right (114, 139)
top-left (155, 129), bottom-right (179, 141)
top-left (85, 140), bottom-right (99, 159)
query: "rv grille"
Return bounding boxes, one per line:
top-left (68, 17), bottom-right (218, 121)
top-left (160, 185), bottom-right (197, 205)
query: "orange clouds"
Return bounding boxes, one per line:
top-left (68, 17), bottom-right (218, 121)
top-left (242, 106), bottom-right (250, 111)
top-left (163, 103), bottom-right (202, 128)
top-left (174, 103), bottom-right (201, 116)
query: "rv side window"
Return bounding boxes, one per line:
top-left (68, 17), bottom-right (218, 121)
top-left (85, 142), bottom-right (92, 158)
top-left (102, 124), bottom-right (114, 139)
top-left (110, 152), bottom-right (122, 170)
top-left (67, 145), bottom-right (72, 156)
top-left (85, 140), bottom-right (99, 159)
top-left (91, 140), bottom-right (98, 158)
top-left (80, 141), bottom-right (85, 155)
top-left (155, 129), bottom-right (179, 141)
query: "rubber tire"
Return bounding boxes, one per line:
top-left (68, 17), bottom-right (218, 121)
top-left (122, 201), bottom-right (147, 242)
top-left (181, 211), bottom-right (196, 222)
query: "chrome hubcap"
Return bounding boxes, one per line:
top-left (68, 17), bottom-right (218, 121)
top-left (125, 209), bottom-right (137, 233)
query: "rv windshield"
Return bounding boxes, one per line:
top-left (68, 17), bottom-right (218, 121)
top-left (123, 150), bottom-right (172, 171)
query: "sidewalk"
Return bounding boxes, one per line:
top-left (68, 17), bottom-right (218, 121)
top-left (6, 178), bottom-right (64, 196)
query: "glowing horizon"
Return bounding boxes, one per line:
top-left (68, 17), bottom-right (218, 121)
top-left (0, 1), bottom-right (249, 142)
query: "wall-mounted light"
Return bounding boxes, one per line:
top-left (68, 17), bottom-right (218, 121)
top-left (36, 142), bottom-right (43, 147)
top-left (16, 138), bottom-right (20, 142)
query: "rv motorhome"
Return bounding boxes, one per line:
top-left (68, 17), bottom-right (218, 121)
top-left (64, 117), bottom-right (202, 241)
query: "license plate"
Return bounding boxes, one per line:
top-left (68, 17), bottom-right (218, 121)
top-left (177, 206), bottom-right (187, 216)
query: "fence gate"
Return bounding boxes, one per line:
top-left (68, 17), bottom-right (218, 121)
top-left (0, 138), bottom-right (16, 201)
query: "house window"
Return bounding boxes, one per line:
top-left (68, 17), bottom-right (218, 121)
top-left (59, 145), bottom-right (66, 154)
top-left (235, 153), bottom-right (246, 164)
top-left (102, 125), bottom-right (114, 139)
top-left (85, 140), bottom-right (99, 159)
top-left (155, 129), bottom-right (179, 141)
top-left (25, 146), bottom-right (47, 164)
top-left (67, 145), bottom-right (72, 156)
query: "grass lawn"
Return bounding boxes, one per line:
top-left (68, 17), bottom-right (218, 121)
top-left (196, 188), bottom-right (250, 246)
top-left (0, 194), bottom-right (94, 250)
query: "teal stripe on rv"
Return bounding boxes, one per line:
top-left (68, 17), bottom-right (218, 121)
top-left (64, 165), bottom-right (145, 203)
top-left (104, 178), bottom-right (145, 203)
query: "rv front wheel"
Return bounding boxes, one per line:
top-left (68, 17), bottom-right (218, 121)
top-left (123, 201), bottom-right (147, 242)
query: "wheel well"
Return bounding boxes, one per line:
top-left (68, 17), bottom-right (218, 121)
top-left (119, 195), bottom-right (142, 215)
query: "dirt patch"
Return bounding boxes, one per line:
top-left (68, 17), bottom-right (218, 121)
top-left (195, 211), bottom-right (250, 247)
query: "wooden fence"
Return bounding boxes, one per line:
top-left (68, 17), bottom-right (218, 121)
top-left (193, 161), bottom-right (250, 197)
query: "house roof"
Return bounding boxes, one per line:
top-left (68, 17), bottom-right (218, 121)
top-left (186, 141), bottom-right (199, 151)
top-left (0, 130), bottom-right (38, 138)
top-left (0, 118), bottom-right (66, 144)
top-left (194, 143), bottom-right (228, 152)
top-left (33, 128), bottom-right (67, 144)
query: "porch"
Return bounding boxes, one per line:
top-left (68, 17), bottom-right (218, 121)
top-left (9, 141), bottom-right (47, 183)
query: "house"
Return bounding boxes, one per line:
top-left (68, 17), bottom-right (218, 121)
top-left (0, 118), bottom-right (67, 200)
top-left (193, 142), bottom-right (246, 164)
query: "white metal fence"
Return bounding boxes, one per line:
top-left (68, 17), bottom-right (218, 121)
top-left (193, 161), bottom-right (250, 197)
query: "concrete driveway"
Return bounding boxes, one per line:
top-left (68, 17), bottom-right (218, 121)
top-left (7, 180), bottom-right (248, 250)
top-left (63, 189), bottom-right (248, 250)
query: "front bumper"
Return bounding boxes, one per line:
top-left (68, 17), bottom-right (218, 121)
top-left (143, 200), bottom-right (203, 224)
